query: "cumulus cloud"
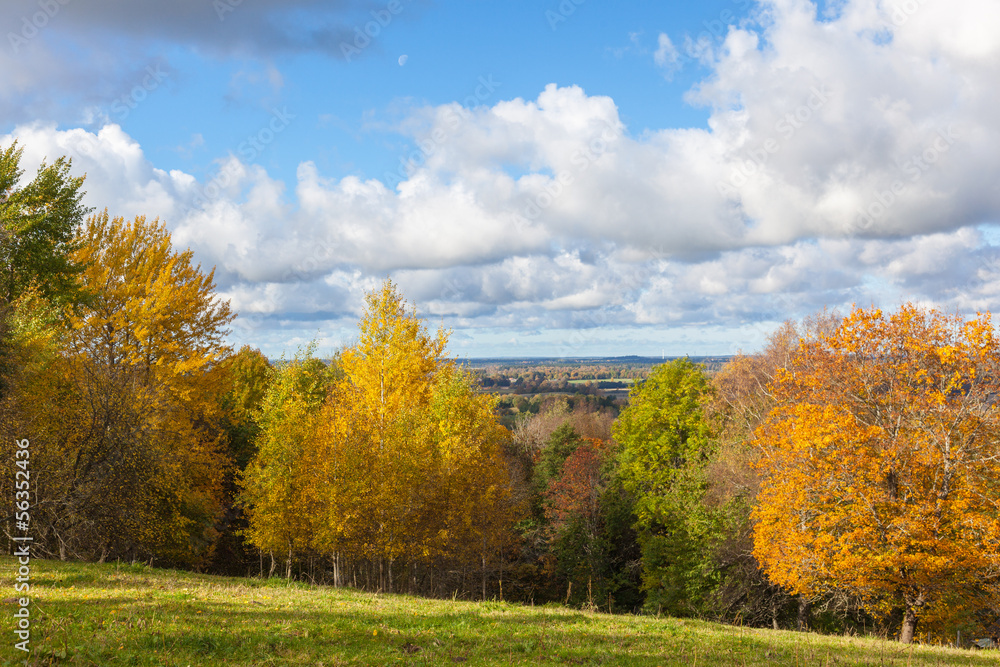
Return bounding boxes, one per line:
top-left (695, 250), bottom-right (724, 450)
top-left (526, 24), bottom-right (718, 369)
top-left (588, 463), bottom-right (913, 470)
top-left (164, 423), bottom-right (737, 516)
top-left (5, 0), bottom-right (1000, 355)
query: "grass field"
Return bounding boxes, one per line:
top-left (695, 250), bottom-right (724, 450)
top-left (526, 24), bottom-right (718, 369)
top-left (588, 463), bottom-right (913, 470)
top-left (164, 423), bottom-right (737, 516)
top-left (0, 557), bottom-right (995, 666)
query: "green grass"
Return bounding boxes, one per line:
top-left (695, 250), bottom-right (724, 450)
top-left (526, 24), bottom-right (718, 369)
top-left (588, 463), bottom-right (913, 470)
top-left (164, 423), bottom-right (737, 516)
top-left (0, 557), bottom-right (995, 665)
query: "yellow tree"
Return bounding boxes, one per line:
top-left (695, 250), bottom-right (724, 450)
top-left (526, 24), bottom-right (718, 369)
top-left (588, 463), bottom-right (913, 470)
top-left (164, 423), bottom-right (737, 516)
top-left (320, 281), bottom-right (447, 590)
top-left (305, 280), bottom-right (517, 593)
top-left (421, 366), bottom-right (518, 597)
top-left (240, 347), bottom-right (332, 577)
top-left (753, 304), bottom-right (1000, 642)
top-left (48, 211), bottom-right (235, 563)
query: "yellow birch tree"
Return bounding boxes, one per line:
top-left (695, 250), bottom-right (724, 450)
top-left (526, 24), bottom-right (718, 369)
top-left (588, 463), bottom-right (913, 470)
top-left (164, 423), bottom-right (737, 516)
top-left (301, 280), bottom-right (517, 591)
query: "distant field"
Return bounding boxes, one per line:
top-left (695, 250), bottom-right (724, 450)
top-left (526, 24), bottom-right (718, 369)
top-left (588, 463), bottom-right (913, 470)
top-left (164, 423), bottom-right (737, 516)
top-left (567, 378), bottom-right (635, 384)
top-left (1, 557), bottom-right (995, 665)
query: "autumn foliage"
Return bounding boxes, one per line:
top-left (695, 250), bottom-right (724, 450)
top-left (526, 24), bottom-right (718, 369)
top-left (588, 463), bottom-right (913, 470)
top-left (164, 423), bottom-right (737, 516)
top-left (753, 304), bottom-right (1000, 642)
top-left (1, 209), bottom-right (235, 565)
top-left (10, 142), bottom-right (1000, 641)
top-left (241, 281), bottom-right (519, 592)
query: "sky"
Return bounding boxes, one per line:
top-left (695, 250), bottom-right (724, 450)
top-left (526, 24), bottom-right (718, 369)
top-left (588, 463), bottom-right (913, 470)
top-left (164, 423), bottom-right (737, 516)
top-left (3, 0), bottom-right (1000, 359)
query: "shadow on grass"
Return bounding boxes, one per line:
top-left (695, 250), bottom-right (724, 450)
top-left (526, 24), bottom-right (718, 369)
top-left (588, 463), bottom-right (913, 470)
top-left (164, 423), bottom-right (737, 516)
top-left (6, 558), bottom-right (998, 666)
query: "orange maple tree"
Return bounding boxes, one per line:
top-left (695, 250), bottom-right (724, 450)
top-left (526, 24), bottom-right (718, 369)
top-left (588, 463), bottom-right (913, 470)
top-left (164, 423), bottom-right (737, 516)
top-left (752, 304), bottom-right (1000, 642)
top-left (544, 438), bottom-right (607, 537)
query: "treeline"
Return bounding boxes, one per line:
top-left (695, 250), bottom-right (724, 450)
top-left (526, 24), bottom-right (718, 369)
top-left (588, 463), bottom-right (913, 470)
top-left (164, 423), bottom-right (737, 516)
top-left (3, 142), bottom-right (1000, 645)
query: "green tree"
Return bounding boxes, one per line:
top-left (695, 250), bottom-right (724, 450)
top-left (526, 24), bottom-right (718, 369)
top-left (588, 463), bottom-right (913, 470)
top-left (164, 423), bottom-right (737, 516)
top-left (219, 346), bottom-right (274, 471)
top-left (613, 358), bottom-right (719, 615)
top-left (209, 345), bottom-right (275, 574)
top-left (0, 141), bottom-right (89, 306)
top-left (0, 142), bottom-right (89, 396)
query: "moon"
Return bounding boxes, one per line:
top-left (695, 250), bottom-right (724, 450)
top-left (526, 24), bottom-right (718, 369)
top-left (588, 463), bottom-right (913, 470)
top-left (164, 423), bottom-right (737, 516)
top-left (398, 55), bottom-right (408, 66)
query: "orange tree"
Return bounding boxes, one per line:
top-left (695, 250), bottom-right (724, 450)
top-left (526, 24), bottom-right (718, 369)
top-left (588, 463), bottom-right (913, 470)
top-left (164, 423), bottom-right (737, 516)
top-left (753, 304), bottom-right (1000, 643)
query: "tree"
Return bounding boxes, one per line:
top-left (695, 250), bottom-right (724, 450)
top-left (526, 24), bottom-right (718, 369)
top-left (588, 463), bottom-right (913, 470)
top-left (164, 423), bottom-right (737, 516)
top-left (208, 345), bottom-right (274, 574)
top-left (708, 313), bottom-right (841, 630)
top-left (309, 281), bottom-right (450, 589)
top-left (753, 304), bottom-right (1000, 643)
top-left (0, 141), bottom-right (89, 306)
top-left (14, 211), bottom-right (235, 564)
top-left (543, 438), bottom-right (608, 598)
top-left (0, 142), bottom-right (88, 396)
top-left (613, 358), bottom-right (719, 614)
top-left (242, 280), bottom-right (518, 593)
top-left (421, 365), bottom-right (519, 598)
top-left (240, 346), bottom-right (332, 578)
top-left (219, 345), bottom-right (274, 471)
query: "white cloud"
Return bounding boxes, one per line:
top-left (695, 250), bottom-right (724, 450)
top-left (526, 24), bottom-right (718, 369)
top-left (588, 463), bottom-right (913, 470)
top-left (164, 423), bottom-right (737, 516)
top-left (654, 33), bottom-right (682, 79)
top-left (5, 0), bottom-right (1000, 356)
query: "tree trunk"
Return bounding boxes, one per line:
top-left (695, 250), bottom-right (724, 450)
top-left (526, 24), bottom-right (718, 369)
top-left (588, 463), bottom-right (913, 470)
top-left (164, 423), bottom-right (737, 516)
top-left (900, 607), bottom-right (918, 644)
top-left (797, 597), bottom-right (811, 632)
top-left (498, 533), bottom-right (504, 602)
top-left (269, 551), bottom-right (277, 577)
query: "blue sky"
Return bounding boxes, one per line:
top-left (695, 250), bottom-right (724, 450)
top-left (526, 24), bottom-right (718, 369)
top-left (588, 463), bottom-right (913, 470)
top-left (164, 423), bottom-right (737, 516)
top-left (84, 1), bottom-right (739, 183)
top-left (3, 0), bottom-right (1000, 358)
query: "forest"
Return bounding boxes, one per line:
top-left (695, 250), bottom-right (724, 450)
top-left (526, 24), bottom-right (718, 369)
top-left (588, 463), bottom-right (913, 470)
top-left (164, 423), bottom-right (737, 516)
top-left (2, 142), bottom-right (1000, 646)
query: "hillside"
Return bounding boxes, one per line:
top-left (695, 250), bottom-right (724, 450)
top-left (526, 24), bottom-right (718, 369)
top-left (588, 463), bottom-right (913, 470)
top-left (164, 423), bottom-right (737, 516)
top-left (1, 557), bottom-right (994, 666)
